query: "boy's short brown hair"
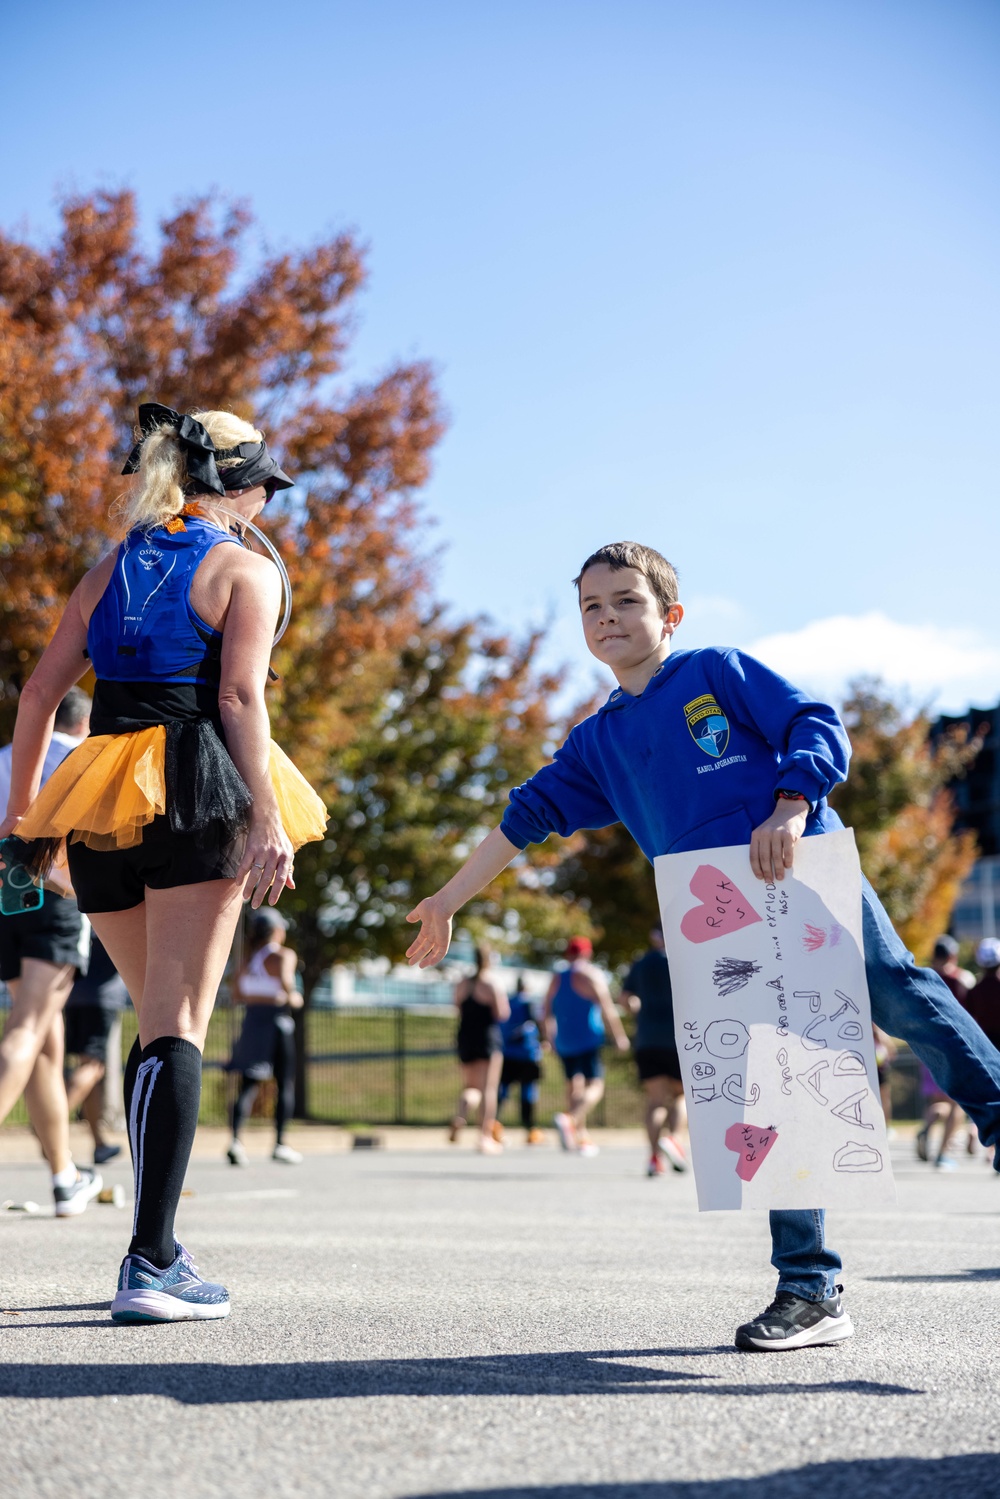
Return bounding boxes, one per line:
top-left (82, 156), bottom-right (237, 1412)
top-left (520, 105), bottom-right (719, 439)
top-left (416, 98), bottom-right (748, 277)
top-left (573, 542), bottom-right (680, 614)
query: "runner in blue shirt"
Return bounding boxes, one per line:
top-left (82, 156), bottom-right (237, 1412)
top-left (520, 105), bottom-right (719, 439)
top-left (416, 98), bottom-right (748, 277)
top-left (497, 976), bottom-right (545, 1145)
top-left (543, 937), bottom-right (629, 1156)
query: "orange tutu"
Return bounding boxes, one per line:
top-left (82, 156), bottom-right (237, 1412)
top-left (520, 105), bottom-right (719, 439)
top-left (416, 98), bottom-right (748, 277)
top-left (16, 728), bottom-right (327, 854)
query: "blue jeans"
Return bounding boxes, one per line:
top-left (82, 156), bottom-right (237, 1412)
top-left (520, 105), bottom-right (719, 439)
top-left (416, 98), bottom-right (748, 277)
top-left (770, 877), bottom-right (1000, 1301)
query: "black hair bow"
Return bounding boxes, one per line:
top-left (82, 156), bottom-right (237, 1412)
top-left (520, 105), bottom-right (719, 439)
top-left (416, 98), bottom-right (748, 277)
top-left (121, 402), bottom-right (226, 496)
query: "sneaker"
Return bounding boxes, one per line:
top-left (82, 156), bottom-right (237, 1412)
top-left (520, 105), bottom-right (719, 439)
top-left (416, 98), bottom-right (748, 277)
top-left (526, 1128), bottom-right (545, 1146)
top-left (111, 1247), bottom-right (230, 1323)
top-left (54, 1166), bottom-right (103, 1218)
top-left (647, 1154), bottom-right (665, 1176)
top-left (477, 1134), bottom-right (503, 1154)
top-left (915, 1126), bottom-right (929, 1162)
top-left (226, 1140), bottom-right (249, 1167)
top-left (272, 1143), bottom-right (303, 1164)
top-left (735, 1286), bottom-right (854, 1351)
top-left (577, 1139), bottom-right (600, 1158)
top-left (94, 1143), bottom-right (122, 1166)
top-left (935, 1155), bottom-right (958, 1172)
top-left (447, 1118), bottom-right (463, 1144)
top-left (553, 1113), bottom-right (577, 1152)
top-left (490, 1120), bottom-right (505, 1143)
top-left (658, 1134), bottom-right (688, 1173)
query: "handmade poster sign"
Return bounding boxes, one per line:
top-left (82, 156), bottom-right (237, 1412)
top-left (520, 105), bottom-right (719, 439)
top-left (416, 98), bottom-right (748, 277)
top-left (654, 828), bottom-right (895, 1212)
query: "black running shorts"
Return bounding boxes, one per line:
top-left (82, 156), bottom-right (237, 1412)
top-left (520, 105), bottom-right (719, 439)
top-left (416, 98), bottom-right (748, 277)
top-left (634, 1045), bottom-right (683, 1083)
top-left (0, 892), bottom-right (86, 981)
top-left (63, 1003), bottom-right (116, 1062)
top-left (67, 814), bottom-right (236, 914)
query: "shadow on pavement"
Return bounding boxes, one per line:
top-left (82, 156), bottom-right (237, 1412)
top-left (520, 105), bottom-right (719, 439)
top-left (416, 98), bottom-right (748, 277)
top-left (0, 1349), bottom-right (923, 1403)
top-left (399, 1456), bottom-right (1000, 1499)
top-left (866, 1267), bottom-right (1000, 1283)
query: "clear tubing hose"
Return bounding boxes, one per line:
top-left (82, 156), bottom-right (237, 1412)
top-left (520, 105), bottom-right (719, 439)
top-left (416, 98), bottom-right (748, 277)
top-left (209, 503), bottom-right (293, 646)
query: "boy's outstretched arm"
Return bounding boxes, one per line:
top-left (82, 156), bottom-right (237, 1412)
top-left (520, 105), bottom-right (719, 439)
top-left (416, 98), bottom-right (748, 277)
top-left (406, 826), bottom-right (519, 968)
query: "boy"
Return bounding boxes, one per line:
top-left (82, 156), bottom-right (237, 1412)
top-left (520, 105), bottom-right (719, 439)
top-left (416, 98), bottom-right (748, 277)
top-left (407, 541), bottom-right (1000, 1352)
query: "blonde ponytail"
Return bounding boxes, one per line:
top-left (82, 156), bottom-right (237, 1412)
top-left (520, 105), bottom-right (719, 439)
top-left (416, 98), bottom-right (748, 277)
top-left (114, 408), bottom-right (264, 534)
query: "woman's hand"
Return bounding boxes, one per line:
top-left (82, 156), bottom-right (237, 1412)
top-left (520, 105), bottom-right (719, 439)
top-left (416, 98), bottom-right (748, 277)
top-left (0, 813), bottom-right (23, 861)
top-left (237, 809), bottom-right (295, 909)
top-left (405, 894), bottom-right (454, 969)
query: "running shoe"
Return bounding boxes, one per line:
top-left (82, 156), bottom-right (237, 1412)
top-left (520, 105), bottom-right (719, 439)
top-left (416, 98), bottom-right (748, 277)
top-left (647, 1153), bottom-right (665, 1177)
top-left (477, 1134), bottom-right (503, 1154)
top-left (111, 1246), bottom-right (230, 1323)
top-left (658, 1135), bottom-right (688, 1173)
top-left (577, 1138), bottom-right (599, 1158)
top-left (53, 1166), bottom-right (103, 1218)
top-left (935, 1155), bottom-right (958, 1172)
top-left (553, 1113), bottom-right (577, 1152)
top-left (915, 1126), bottom-right (929, 1162)
top-left (735, 1286), bottom-right (854, 1351)
top-left (94, 1143), bottom-right (122, 1166)
top-left (526, 1128), bottom-right (546, 1146)
top-left (272, 1143), bottom-right (303, 1164)
top-left (227, 1140), bottom-right (249, 1166)
top-left (490, 1120), bottom-right (505, 1143)
top-left (447, 1118), bottom-right (463, 1144)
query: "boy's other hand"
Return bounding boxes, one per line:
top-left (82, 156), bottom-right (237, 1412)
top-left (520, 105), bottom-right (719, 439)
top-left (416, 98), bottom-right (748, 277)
top-left (750, 800), bottom-right (809, 882)
top-left (405, 895), bottom-right (454, 969)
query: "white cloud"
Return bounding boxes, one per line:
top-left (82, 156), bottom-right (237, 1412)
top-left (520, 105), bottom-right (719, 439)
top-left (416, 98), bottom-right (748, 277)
top-left (747, 612), bottom-right (1000, 714)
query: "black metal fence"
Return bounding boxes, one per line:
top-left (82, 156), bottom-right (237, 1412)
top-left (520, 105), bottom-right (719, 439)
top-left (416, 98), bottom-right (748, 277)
top-left (1, 993), bottom-right (928, 1130)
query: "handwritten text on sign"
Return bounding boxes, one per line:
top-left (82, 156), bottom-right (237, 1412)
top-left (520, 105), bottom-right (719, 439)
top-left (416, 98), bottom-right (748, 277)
top-left (654, 829), bottom-right (895, 1211)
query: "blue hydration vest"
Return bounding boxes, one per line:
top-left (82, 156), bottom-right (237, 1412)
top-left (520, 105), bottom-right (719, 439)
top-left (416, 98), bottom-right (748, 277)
top-left (500, 994), bottom-right (542, 1062)
top-left (551, 968), bottom-right (604, 1056)
top-left (88, 519), bottom-right (240, 684)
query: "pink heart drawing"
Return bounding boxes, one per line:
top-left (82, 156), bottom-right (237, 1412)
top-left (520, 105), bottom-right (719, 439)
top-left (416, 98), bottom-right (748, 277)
top-left (680, 865), bottom-right (763, 944)
top-left (724, 1122), bottom-right (778, 1182)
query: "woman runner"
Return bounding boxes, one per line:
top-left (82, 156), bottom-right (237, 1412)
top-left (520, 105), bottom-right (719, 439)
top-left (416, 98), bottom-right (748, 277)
top-left (450, 944), bottom-right (510, 1153)
top-left (0, 403), bottom-right (326, 1323)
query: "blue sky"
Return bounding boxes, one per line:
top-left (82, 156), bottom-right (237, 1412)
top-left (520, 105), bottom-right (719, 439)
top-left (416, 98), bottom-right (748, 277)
top-left (4, 0), bottom-right (999, 713)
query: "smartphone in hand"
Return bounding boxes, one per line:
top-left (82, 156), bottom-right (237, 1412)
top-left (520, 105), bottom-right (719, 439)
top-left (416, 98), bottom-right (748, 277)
top-left (0, 838), bottom-right (44, 916)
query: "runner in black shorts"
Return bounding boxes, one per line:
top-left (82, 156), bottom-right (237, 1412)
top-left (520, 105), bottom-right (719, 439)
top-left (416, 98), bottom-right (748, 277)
top-left (0, 687), bottom-right (103, 1216)
top-left (63, 935), bottom-right (129, 1165)
top-left (621, 925), bottom-right (688, 1176)
top-left (450, 944), bottom-right (509, 1153)
top-left (2, 403), bottom-right (326, 1322)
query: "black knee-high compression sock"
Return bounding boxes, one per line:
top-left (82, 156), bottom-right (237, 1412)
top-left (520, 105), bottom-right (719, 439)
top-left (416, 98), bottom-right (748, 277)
top-left (123, 1038), bottom-right (142, 1165)
top-left (128, 1037), bottom-right (202, 1269)
top-left (521, 1088), bottom-right (536, 1132)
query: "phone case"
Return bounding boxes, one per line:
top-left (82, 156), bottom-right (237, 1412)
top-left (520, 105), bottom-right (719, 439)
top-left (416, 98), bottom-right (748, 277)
top-left (0, 839), bottom-right (44, 916)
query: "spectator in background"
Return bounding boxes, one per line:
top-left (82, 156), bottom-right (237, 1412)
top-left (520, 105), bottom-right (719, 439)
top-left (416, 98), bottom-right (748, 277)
top-left (0, 687), bottom-right (101, 1215)
top-left (544, 936), bottom-right (629, 1157)
top-left (620, 926), bottom-right (687, 1177)
top-left (872, 1025), bottom-right (897, 1131)
top-left (226, 912), bottom-right (304, 1166)
top-left (965, 939), bottom-right (1000, 1054)
top-left (63, 934), bottom-right (128, 1165)
top-left (496, 975), bottom-right (545, 1146)
top-left (450, 944), bottom-right (510, 1154)
top-left (917, 937), bottom-right (970, 1169)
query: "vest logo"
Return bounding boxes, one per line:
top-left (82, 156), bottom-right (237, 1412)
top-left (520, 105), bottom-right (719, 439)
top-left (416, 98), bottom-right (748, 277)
top-left (137, 548), bottom-right (163, 570)
top-left (684, 693), bottom-right (730, 758)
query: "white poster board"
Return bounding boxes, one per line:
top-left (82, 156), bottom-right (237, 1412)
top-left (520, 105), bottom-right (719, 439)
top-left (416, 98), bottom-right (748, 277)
top-left (654, 829), bottom-right (895, 1212)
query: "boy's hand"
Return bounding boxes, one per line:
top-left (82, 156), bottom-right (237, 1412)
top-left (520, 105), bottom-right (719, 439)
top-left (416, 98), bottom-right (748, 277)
top-left (405, 894), bottom-right (454, 969)
top-left (750, 799), bottom-right (809, 882)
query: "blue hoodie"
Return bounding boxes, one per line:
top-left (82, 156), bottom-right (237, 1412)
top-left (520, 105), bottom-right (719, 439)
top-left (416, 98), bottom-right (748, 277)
top-left (499, 647), bottom-right (849, 862)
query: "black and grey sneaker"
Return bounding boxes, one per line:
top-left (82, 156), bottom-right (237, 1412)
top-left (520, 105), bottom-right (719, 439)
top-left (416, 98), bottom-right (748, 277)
top-left (53, 1166), bottom-right (103, 1218)
top-left (735, 1285), bottom-right (854, 1351)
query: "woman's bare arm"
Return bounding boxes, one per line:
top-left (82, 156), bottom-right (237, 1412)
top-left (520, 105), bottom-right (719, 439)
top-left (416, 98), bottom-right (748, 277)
top-left (216, 552), bottom-right (293, 907)
top-left (0, 579), bottom-right (92, 836)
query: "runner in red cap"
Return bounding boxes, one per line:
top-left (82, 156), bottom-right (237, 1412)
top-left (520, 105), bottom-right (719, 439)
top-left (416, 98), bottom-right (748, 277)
top-left (543, 936), bottom-right (629, 1154)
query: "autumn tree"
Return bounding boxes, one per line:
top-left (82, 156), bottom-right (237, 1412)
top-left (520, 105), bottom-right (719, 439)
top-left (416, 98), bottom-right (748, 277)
top-left (0, 189), bottom-right (590, 1003)
top-left (828, 678), bottom-right (980, 962)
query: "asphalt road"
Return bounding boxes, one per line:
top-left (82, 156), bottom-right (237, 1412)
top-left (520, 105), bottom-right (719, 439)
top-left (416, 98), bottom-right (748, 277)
top-left (1, 1134), bottom-right (998, 1499)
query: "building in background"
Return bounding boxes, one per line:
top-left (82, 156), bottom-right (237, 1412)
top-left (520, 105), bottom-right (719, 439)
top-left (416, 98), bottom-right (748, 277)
top-left (935, 704), bottom-right (1000, 940)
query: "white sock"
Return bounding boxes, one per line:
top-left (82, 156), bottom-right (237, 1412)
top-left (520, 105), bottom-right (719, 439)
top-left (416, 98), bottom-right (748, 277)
top-left (52, 1163), bottom-right (77, 1188)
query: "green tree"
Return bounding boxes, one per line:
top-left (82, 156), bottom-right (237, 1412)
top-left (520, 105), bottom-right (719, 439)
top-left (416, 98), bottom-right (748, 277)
top-left (828, 678), bottom-right (980, 962)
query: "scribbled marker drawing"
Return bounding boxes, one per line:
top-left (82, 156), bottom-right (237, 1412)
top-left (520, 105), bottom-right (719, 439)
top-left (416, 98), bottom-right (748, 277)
top-left (712, 956), bottom-right (762, 997)
top-left (832, 1141), bottom-right (883, 1172)
top-left (802, 922), bottom-right (845, 952)
top-left (680, 865), bottom-right (763, 943)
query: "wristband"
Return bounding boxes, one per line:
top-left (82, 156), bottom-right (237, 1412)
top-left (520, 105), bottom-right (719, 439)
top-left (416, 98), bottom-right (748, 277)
top-left (775, 788), bottom-right (812, 810)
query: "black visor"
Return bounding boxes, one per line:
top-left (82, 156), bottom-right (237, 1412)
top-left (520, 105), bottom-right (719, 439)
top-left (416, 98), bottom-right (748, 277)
top-left (213, 441), bottom-right (294, 500)
top-left (122, 403), bottom-right (293, 500)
